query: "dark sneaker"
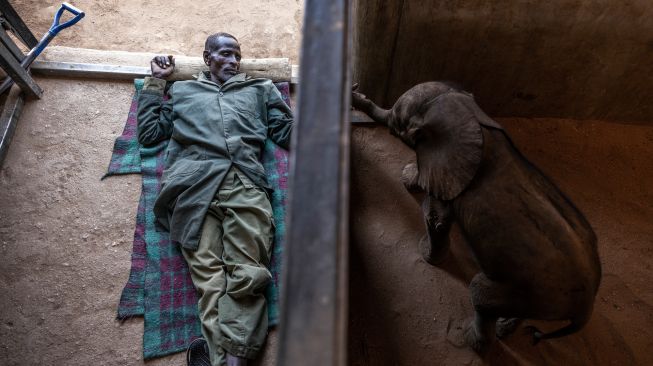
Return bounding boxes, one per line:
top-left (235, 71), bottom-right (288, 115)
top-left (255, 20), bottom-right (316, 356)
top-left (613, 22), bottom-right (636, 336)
top-left (187, 338), bottom-right (211, 366)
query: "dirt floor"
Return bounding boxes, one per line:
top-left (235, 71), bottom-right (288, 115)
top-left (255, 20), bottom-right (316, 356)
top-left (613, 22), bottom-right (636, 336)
top-left (1, 1), bottom-right (652, 366)
top-left (12, 0), bottom-right (303, 63)
top-left (348, 118), bottom-right (653, 365)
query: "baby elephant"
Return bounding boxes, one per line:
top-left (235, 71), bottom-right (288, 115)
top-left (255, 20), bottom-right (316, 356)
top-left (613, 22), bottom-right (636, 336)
top-left (352, 82), bottom-right (601, 352)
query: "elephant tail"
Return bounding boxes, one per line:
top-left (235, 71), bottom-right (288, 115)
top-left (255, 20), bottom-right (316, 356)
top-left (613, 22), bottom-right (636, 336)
top-left (526, 305), bottom-right (593, 344)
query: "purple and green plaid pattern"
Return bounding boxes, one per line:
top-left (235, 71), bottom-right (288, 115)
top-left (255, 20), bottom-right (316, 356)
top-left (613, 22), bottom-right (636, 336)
top-left (104, 79), bottom-right (143, 176)
top-left (105, 79), bottom-right (290, 359)
top-left (263, 136), bottom-right (289, 326)
top-left (109, 79), bottom-right (146, 318)
top-left (265, 82), bottom-right (290, 325)
top-left (140, 137), bottom-right (202, 358)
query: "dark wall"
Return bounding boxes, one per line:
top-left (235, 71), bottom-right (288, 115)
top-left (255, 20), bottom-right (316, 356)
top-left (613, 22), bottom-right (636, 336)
top-left (353, 0), bottom-right (653, 122)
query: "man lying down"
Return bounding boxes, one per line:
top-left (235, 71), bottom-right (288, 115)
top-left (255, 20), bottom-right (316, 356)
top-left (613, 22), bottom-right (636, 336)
top-left (137, 32), bottom-right (293, 366)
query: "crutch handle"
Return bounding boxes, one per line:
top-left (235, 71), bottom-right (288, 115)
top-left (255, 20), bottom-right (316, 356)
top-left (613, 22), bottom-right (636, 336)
top-left (27, 3), bottom-right (85, 64)
top-left (50, 2), bottom-right (85, 36)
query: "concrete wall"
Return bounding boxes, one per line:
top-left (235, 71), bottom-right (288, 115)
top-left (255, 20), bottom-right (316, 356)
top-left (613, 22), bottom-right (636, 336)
top-left (354, 0), bottom-right (653, 122)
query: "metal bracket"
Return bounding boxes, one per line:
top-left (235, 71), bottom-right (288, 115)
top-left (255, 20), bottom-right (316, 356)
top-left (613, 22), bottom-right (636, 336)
top-left (0, 42), bottom-right (42, 98)
top-left (0, 85), bottom-right (25, 167)
top-left (0, 1), bottom-right (37, 48)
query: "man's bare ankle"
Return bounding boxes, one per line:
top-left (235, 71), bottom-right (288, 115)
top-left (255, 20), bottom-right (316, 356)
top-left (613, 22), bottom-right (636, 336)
top-left (226, 353), bottom-right (247, 366)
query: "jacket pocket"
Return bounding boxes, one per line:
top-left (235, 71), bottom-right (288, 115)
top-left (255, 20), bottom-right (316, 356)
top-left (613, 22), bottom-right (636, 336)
top-left (164, 148), bottom-right (206, 180)
top-left (165, 165), bottom-right (202, 180)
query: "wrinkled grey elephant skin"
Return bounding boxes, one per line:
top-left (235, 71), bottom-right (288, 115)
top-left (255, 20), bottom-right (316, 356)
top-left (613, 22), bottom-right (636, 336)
top-left (352, 82), bottom-right (602, 352)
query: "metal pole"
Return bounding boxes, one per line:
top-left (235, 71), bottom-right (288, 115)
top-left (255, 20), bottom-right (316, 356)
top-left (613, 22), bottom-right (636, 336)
top-left (277, 0), bottom-right (352, 365)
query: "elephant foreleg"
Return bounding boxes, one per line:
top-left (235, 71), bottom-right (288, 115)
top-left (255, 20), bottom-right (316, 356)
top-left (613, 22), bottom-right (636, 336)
top-left (419, 194), bottom-right (452, 265)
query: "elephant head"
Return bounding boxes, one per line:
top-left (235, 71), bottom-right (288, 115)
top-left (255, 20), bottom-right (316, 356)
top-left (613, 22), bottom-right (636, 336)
top-left (352, 82), bottom-right (503, 200)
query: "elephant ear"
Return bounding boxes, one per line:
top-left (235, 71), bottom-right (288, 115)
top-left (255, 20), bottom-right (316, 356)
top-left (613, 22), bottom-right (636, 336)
top-left (414, 91), bottom-right (497, 200)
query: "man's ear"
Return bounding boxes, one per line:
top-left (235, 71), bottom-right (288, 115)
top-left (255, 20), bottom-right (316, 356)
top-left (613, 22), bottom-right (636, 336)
top-left (202, 50), bottom-right (211, 66)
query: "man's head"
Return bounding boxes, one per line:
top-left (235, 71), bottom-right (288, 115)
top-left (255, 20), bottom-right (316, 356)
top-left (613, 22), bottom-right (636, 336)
top-left (203, 32), bottom-right (241, 84)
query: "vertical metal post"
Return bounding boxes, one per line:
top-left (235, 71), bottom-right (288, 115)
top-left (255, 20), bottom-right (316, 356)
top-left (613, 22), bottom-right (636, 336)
top-left (277, 0), bottom-right (351, 365)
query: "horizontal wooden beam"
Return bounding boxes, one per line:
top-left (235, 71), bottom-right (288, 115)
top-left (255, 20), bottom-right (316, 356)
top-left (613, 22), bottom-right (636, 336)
top-left (31, 61), bottom-right (150, 80)
top-left (38, 46), bottom-right (294, 82)
top-left (32, 60), bottom-right (301, 84)
top-left (291, 64), bottom-right (299, 84)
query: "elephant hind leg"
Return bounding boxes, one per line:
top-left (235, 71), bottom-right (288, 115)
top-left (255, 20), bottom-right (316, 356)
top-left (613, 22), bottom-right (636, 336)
top-left (495, 317), bottom-right (523, 339)
top-left (465, 273), bottom-right (529, 352)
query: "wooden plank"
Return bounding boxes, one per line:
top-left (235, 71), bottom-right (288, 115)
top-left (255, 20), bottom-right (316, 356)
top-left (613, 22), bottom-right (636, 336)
top-left (31, 61), bottom-right (150, 80)
top-left (39, 47), bottom-right (293, 82)
top-left (291, 64), bottom-right (299, 84)
top-left (32, 60), bottom-right (302, 84)
top-left (0, 84), bottom-right (24, 167)
top-left (0, 0), bottom-right (37, 48)
top-left (0, 43), bottom-right (42, 98)
top-left (32, 60), bottom-right (301, 85)
top-left (276, 0), bottom-right (351, 365)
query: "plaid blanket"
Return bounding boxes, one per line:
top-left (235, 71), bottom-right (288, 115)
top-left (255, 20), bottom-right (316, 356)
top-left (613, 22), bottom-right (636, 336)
top-left (105, 79), bottom-right (290, 359)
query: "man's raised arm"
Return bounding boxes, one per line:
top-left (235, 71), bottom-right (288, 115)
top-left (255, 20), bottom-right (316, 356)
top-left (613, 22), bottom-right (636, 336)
top-left (137, 55), bottom-right (175, 145)
top-left (266, 83), bottom-right (294, 150)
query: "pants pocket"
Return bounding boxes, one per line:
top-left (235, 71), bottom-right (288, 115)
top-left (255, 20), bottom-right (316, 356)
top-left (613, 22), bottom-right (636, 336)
top-left (234, 169), bottom-right (256, 189)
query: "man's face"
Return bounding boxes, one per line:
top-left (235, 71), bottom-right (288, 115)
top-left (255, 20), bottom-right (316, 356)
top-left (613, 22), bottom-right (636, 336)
top-left (203, 36), bottom-right (242, 84)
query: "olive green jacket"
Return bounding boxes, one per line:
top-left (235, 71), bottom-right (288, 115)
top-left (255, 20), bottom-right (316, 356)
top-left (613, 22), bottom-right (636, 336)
top-left (137, 72), bottom-right (293, 250)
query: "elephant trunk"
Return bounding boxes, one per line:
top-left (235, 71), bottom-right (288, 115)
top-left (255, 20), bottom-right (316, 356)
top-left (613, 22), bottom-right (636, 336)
top-left (352, 93), bottom-right (391, 126)
top-left (367, 104), bottom-right (391, 126)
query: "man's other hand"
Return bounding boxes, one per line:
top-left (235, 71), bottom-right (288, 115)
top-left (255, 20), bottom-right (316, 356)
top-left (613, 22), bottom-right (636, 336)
top-left (151, 55), bottom-right (175, 79)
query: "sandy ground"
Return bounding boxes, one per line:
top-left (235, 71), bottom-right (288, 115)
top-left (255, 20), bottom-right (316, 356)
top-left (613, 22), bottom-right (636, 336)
top-left (11, 0), bottom-right (302, 63)
top-left (1, 1), bottom-right (652, 366)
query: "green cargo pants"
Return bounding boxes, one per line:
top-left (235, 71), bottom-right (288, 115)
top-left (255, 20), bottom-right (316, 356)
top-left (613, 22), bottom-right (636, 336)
top-left (181, 167), bottom-right (273, 366)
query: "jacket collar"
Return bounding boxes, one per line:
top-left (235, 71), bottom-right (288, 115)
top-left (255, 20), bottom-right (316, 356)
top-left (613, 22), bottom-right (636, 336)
top-left (198, 71), bottom-right (247, 87)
